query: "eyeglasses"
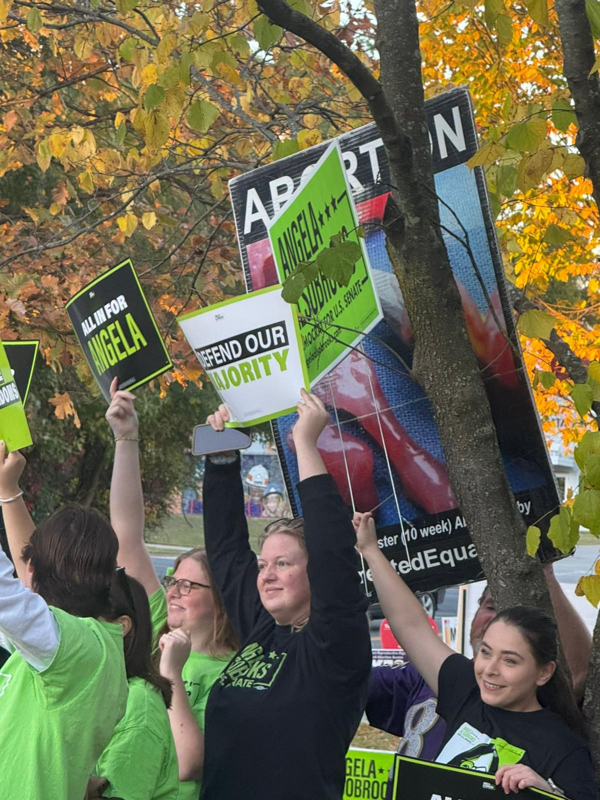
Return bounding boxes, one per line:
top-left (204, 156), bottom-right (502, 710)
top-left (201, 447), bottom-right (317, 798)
top-left (263, 516), bottom-right (304, 534)
top-left (162, 575), bottom-right (211, 595)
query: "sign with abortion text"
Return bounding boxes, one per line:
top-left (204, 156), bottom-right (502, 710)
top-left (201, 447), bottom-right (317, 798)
top-left (0, 341), bottom-right (32, 452)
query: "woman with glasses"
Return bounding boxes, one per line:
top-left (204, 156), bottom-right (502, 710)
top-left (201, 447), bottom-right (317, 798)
top-left (0, 443), bottom-right (128, 800)
top-left (201, 390), bottom-right (371, 800)
top-left (106, 380), bottom-right (238, 800)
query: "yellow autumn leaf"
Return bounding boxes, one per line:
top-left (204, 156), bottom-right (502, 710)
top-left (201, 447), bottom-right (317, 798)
top-left (142, 211), bottom-right (157, 230)
top-left (302, 114), bottom-right (321, 129)
top-left (71, 126), bottom-right (85, 145)
top-left (49, 203), bottom-right (62, 215)
top-left (48, 131), bottom-right (69, 158)
top-left (145, 110), bottom-right (170, 149)
top-left (117, 213), bottom-right (138, 237)
top-left (48, 392), bottom-right (81, 428)
top-left (0, 0), bottom-right (14, 25)
top-left (140, 63), bottom-right (158, 87)
top-left (298, 128), bottom-right (323, 149)
top-left (575, 575), bottom-right (600, 607)
top-left (595, 559), bottom-right (600, 576)
top-left (114, 112), bottom-right (126, 129)
top-left (36, 140), bottom-right (51, 172)
top-left (74, 36), bottom-right (94, 60)
top-left (588, 361), bottom-right (600, 384)
top-left (78, 170), bottom-right (94, 194)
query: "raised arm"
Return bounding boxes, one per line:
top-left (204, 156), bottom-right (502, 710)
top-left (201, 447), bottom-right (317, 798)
top-left (544, 563), bottom-right (591, 701)
top-left (0, 442), bottom-right (34, 583)
top-left (106, 378), bottom-right (159, 597)
top-left (203, 405), bottom-right (266, 639)
top-left (356, 513), bottom-right (451, 696)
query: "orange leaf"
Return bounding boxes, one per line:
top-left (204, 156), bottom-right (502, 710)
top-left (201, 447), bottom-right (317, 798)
top-left (48, 392), bottom-right (81, 428)
top-left (51, 181), bottom-right (69, 206)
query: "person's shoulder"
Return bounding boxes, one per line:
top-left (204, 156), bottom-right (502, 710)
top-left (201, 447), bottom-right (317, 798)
top-left (49, 608), bottom-right (122, 649)
top-left (119, 678), bottom-right (168, 731)
top-left (540, 709), bottom-right (589, 751)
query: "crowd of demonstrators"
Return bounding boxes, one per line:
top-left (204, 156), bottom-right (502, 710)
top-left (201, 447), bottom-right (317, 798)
top-left (0, 444), bottom-right (128, 800)
top-left (356, 511), bottom-right (595, 800)
top-left (367, 569), bottom-right (592, 768)
top-left (105, 378), bottom-right (239, 800)
top-left (200, 391), bottom-right (372, 800)
top-left (0, 382), bottom-right (596, 800)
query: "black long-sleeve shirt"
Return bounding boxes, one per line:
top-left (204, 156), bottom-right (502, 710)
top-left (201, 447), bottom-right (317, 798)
top-left (200, 456), bottom-right (371, 800)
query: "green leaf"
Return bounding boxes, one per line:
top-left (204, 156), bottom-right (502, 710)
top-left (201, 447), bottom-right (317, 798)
top-left (576, 575), bottom-right (600, 607)
top-left (186, 100), bottom-right (220, 133)
top-left (505, 118), bottom-right (547, 153)
top-left (517, 309), bottom-right (555, 340)
top-left (357, 226), bottom-right (365, 238)
top-left (525, 525), bottom-right (541, 557)
top-left (552, 98), bottom-right (577, 133)
top-left (563, 153), bottom-right (586, 180)
top-left (589, 360), bottom-right (600, 384)
top-left (26, 6), bottom-right (43, 33)
top-left (115, 0), bottom-right (138, 13)
top-left (543, 223), bottom-right (572, 245)
top-left (273, 138), bottom-right (299, 161)
top-left (497, 165), bottom-right (517, 198)
top-left (466, 141), bottom-right (505, 168)
top-left (484, 0), bottom-right (504, 27)
top-left (281, 272), bottom-right (306, 304)
top-left (537, 370), bottom-right (556, 389)
top-left (525, 0), bottom-right (549, 26)
top-left (547, 507), bottom-right (579, 554)
top-left (253, 15), bottom-right (283, 51)
top-left (298, 260), bottom-right (319, 284)
top-left (496, 13), bottom-right (513, 45)
top-left (158, 65), bottom-right (181, 89)
top-left (575, 431), bottom-right (600, 471)
top-left (145, 110), bottom-right (170, 149)
top-left (115, 121), bottom-right (126, 146)
top-left (143, 84), bottom-right (165, 111)
top-left (574, 486), bottom-right (600, 532)
top-left (586, 0), bottom-right (600, 38)
top-left (570, 383), bottom-right (594, 419)
top-left (119, 38), bottom-right (136, 61)
top-left (488, 191), bottom-right (501, 220)
top-left (316, 240), bottom-right (362, 286)
top-left (179, 52), bottom-right (196, 85)
top-left (584, 454), bottom-right (600, 490)
top-left (288, 0), bottom-right (312, 14)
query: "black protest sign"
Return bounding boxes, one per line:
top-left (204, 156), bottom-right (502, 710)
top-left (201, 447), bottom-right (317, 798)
top-left (3, 341), bottom-right (38, 404)
top-left (393, 757), bottom-right (560, 800)
top-left (65, 259), bottom-right (172, 402)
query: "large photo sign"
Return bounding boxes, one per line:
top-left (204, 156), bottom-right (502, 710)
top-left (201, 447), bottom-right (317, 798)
top-left (268, 141), bottom-right (382, 385)
top-left (229, 87), bottom-right (561, 594)
top-left (392, 757), bottom-right (559, 800)
top-left (178, 286), bottom-right (309, 426)
top-left (66, 259), bottom-right (172, 403)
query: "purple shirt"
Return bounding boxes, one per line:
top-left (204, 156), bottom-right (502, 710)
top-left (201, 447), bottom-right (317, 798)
top-left (366, 663), bottom-right (446, 760)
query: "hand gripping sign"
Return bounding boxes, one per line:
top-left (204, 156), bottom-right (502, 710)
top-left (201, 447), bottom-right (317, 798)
top-left (66, 259), bottom-right (172, 402)
top-left (178, 285), bottom-right (309, 426)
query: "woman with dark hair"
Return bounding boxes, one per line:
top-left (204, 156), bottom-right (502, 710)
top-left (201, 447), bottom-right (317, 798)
top-left (0, 442), bottom-right (128, 800)
top-left (200, 391), bottom-right (371, 800)
top-left (88, 571), bottom-right (179, 800)
top-left (355, 512), bottom-right (595, 800)
top-left (105, 380), bottom-right (238, 800)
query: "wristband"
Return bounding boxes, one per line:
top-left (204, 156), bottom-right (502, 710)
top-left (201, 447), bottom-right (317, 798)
top-left (0, 490), bottom-right (23, 504)
top-left (114, 436), bottom-right (139, 443)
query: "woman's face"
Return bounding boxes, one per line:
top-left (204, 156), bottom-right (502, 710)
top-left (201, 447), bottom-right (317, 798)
top-left (257, 533), bottom-right (310, 626)
top-left (474, 620), bottom-right (555, 712)
top-left (166, 558), bottom-right (217, 636)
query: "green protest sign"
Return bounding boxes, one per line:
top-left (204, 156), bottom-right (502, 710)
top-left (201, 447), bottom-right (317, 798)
top-left (268, 141), bottom-right (382, 385)
top-left (4, 341), bottom-right (39, 404)
top-left (344, 748), bottom-right (394, 800)
top-left (0, 341), bottom-right (32, 452)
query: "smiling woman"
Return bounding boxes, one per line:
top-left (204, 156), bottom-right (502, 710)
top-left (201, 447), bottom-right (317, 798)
top-left (200, 391), bottom-right (371, 800)
top-left (356, 516), bottom-right (595, 800)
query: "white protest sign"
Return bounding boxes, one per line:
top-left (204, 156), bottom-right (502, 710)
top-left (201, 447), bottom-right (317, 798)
top-left (178, 285), bottom-right (309, 426)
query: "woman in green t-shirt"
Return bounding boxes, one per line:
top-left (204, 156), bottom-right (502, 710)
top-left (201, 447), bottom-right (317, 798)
top-left (88, 571), bottom-right (179, 800)
top-left (105, 379), bottom-right (238, 799)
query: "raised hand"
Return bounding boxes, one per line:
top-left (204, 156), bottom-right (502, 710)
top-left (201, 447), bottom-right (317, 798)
top-left (206, 404), bottom-right (230, 431)
top-left (292, 389), bottom-right (330, 449)
top-left (158, 628), bottom-right (192, 680)
top-left (353, 511), bottom-right (378, 556)
top-left (0, 441), bottom-right (26, 498)
top-left (105, 376), bottom-right (138, 440)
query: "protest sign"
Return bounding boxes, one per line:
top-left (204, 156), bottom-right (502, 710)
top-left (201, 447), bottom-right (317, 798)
top-left (4, 341), bottom-right (38, 403)
top-left (0, 341), bottom-right (32, 451)
top-left (66, 259), bottom-right (172, 402)
top-left (267, 141), bottom-right (382, 385)
top-left (392, 757), bottom-right (558, 800)
top-left (229, 86), bottom-right (561, 594)
top-left (344, 749), bottom-right (395, 800)
top-left (178, 285), bottom-right (309, 426)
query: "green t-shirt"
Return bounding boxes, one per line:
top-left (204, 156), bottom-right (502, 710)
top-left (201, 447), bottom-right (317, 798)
top-left (150, 588), bottom-right (234, 800)
top-left (96, 676), bottom-right (179, 800)
top-left (0, 607), bottom-right (128, 800)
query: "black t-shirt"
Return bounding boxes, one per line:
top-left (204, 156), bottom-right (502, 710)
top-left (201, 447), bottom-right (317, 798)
top-left (200, 458), bottom-right (371, 800)
top-left (436, 653), bottom-right (595, 800)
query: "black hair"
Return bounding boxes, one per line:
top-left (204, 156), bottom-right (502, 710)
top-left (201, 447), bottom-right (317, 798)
top-left (22, 505), bottom-right (117, 619)
top-left (110, 570), bottom-right (172, 708)
top-left (487, 606), bottom-right (587, 738)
